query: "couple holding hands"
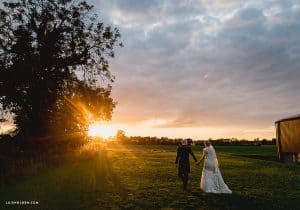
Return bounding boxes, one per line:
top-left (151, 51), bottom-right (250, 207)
top-left (175, 140), bottom-right (232, 194)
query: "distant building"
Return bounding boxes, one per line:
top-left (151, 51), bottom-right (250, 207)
top-left (275, 115), bottom-right (300, 163)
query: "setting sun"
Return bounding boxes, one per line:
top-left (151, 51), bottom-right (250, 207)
top-left (88, 122), bottom-right (117, 139)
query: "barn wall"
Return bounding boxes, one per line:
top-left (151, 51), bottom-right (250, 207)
top-left (280, 119), bottom-right (300, 153)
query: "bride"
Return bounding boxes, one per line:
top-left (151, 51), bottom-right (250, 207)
top-left (198, 141), bottom-right (232, 194)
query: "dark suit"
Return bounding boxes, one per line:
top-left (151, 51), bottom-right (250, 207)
top-left (175, 145), bottom-right (197, 190)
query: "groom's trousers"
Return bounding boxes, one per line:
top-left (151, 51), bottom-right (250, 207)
top-left (178, 172), bottom-right (189, 190)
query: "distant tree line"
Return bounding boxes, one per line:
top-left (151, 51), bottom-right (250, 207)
top-left (1, 129), bottom-right (276, 146)
top-left (110, 130), bottom-right (276, 146)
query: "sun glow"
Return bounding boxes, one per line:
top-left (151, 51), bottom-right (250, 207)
top-left (88, 122), bottom-right (117, 139)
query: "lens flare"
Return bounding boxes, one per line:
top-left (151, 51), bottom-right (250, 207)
top-left (88, 122), bottom-right (116, 139)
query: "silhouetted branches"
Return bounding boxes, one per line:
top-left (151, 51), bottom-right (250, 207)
top-left (0, 0), bottom-right (122, 137)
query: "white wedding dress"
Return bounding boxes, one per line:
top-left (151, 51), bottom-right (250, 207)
top-left (200, 145), bottom-right (232, 194)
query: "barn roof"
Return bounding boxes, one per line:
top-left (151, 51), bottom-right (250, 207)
top-left (275, 114), bottom-right (300, 124)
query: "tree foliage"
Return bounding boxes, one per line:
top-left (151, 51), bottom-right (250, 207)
top-left (116, 129), bottom-right (126, 141)
top-left (0, 0), bottom-right (122, 137)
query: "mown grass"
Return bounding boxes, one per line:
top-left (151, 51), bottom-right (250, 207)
top-left (0, 143), bottom-right (299, 210)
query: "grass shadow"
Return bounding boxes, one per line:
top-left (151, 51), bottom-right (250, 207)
top-left (0, 143), bottom-right (130, 210)
top-left (189, 190), bottom-right (279, 210)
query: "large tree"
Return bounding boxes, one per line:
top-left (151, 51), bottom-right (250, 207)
top-left (0, 0), bottom-right (122, 137)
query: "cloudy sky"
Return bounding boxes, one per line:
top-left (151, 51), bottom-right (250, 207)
top-left (87, 0), bottom-right (300, 140)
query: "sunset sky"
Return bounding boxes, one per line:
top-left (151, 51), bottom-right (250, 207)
top-left (87, 0), bottom-right (300, 140)
top-left (1, 0), bottom-right (300, 140)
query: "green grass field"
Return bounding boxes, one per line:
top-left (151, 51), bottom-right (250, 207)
top-left (1, 143), bottom-right (300, 210)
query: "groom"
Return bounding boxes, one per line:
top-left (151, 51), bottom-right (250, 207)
top-left (175, 139), bottom-right (198, 191)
